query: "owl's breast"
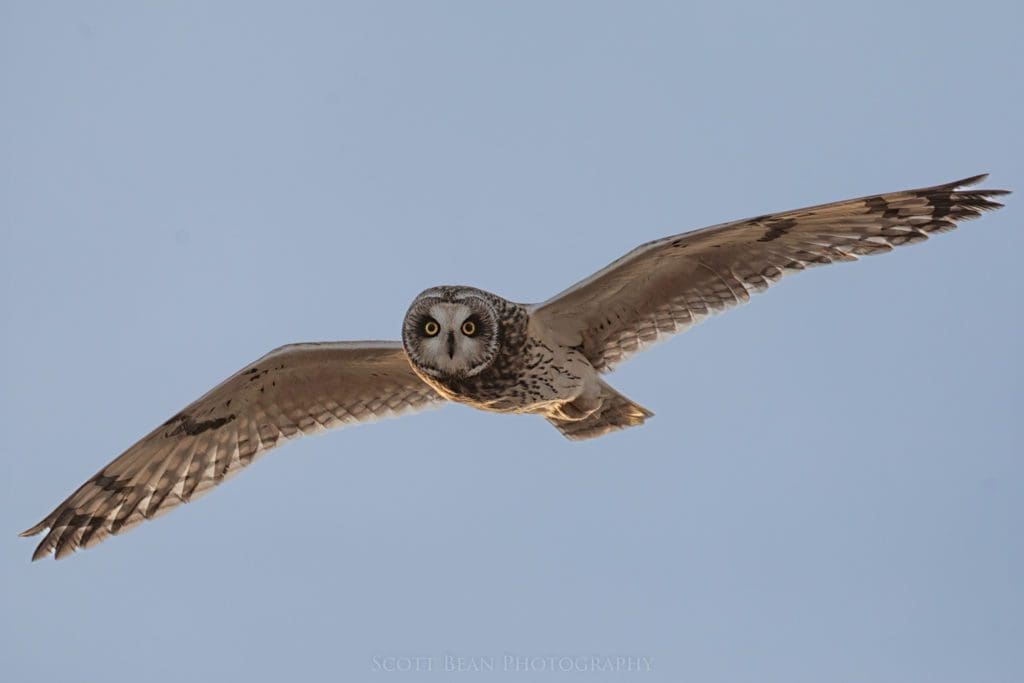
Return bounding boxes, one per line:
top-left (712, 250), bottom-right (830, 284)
top-left (424, 336), bottom-right (588, 415)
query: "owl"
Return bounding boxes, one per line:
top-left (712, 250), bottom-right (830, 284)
top-left (21, 175), bottom-right (1008, 560)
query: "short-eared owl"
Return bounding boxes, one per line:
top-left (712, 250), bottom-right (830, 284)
top-left (22, 175), bottom-right (1008, 560)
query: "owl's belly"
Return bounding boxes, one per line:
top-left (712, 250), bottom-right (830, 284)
top-left (425, 343), bottom-right (593, 415)
top-left (426, 374), bottom-right (559, 414)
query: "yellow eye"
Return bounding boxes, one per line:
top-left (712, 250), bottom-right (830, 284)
top-left (461, 320), bottom-right (477, 336)
top-left (423, 320), bottom-right (440, 336)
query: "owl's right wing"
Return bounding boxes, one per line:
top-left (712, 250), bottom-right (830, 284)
top-left (21, 341), bottom-right (444, 560)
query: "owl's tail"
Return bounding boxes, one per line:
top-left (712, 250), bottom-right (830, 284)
top-left (546, 381), bottom-right (653, 441)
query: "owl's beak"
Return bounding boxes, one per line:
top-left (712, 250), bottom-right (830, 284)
top-left (446, 332), bottom-right (456, 359)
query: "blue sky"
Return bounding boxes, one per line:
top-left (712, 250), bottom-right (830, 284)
top-left (2, 2), bottom-right (1021, 681)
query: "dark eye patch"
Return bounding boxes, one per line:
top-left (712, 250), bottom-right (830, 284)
top-left (462, 314), bottom-right (485, 336)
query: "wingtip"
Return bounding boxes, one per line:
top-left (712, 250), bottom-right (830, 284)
top-left (952, 173), bottom-right (1011, 194)
top-left (954, 173), bottom-right (989, 187)
top-left (20, 520), bottom-right (48, 538)
top-left (29, 536), bottom-right (54, 561)
top-left (943, 174), bottom-right (1011, 210)
top-left (21, 519), bottom-right (58, 561)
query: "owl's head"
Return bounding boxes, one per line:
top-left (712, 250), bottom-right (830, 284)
top-left (402, 286), bottom-right (503, 380)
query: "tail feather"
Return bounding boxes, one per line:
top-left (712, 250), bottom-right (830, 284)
top-left (547, 383), bottom-right (653, 441)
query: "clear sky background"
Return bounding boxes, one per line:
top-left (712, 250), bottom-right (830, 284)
top-left (2, 2), bottom-right (1021, 681)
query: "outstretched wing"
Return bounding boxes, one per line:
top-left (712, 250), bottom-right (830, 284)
top-left (21, 341), bottom-right (444, 560)
top-left (533, 175), bottom-right (1008, 372)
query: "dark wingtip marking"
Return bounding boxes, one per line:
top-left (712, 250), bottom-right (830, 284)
top-left (921, 175), bottom-right (1010, 223)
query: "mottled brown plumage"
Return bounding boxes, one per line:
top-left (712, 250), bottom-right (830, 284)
top-left (22, 175), bottom-right (1008, 560)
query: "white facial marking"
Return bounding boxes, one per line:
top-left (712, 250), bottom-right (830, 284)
top-left (429, 303), bottom-right (473, 330)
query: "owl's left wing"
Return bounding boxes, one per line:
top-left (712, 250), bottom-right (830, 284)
top-left (532, 175), bottom-right (1008, 372)
top-left (21, 341), bottom-right (444, 560)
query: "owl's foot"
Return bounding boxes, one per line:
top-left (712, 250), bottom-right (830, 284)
top-left (549, 395), bottom-right (603, 422)
top-left (545, 381), bottom-right (653, 440)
